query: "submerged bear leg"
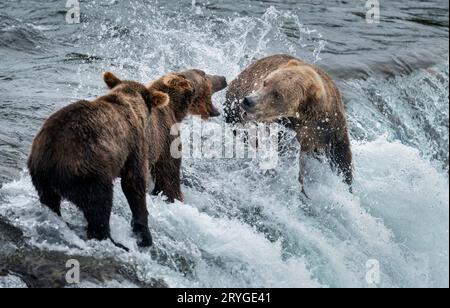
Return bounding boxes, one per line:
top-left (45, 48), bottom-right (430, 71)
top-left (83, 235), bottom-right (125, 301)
top-left (82, 184), bottom-right (113, 242)
top-left (121, 157), bottom-right (152, 248)
top-left (60, 178), bottom-right (129, 251)
top-left (298, 151), bottom-right (310, 199)
top-left (38, 187), bottom-right (62, 217)
top-left (152, 158), bottom-right (183, 203)
top-left (330, 137), bottom-right (353, 189)
top-left (65, 178), bottom-right (114, 242)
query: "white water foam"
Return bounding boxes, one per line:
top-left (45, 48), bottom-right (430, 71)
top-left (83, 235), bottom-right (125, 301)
top-left (0, 275), bottom-right (28, 288)
top-left (0, 137), bottom-right (447, 288)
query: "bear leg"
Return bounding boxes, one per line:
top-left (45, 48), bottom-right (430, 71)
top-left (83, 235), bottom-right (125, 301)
top-left (79, 184), bottom-right (114, 242)
top-left (37, 187), bottom-right (62, 217)
top-left (298, 151), bottom-right (310, 199)
top-left (121, 177), bottom-right (153, 248)
top-left (65, 178), bottom-right (114, 241)
top-left (121, 158), bottom-right (152, 248)
top-left (330, 136), bottom-right (353, 189)
top-left (152, 158), bottom-right (183, 203)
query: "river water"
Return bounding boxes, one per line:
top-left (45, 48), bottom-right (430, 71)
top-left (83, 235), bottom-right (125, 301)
top-left (0, 0), bottom-right (448, 288)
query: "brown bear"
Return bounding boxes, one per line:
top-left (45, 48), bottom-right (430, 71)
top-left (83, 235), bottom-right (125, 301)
top-left (224, 54), bottom-right (353, 193)
top-left (28, 72), bottom-right (169, 249)
top-left (146, 69), bottom-right (227, 202)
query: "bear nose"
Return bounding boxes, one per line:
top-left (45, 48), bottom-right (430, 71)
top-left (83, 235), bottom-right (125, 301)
top-left (242, 97), bottom-right (256, 110)
top-left (208, 75), bottom-right (228, 92)
top-left (219, 76), bottom-right (227, 89)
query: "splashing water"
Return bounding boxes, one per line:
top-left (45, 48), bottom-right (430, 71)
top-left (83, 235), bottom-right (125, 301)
top-left (0, 0), bottom-right (448, 288)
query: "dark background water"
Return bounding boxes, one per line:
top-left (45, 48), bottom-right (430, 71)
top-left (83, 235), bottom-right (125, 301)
top-left (0, 0), bottom-right (449, 288)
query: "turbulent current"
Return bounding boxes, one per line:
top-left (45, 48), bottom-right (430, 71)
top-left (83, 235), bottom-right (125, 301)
top-left (0, 0), bottom-right (448, 288)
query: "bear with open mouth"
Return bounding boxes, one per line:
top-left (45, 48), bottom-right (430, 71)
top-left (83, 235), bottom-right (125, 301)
top-left (146, 69), bottom-right (227, 203)
top-left (28, 70), bottom-right (227, 250)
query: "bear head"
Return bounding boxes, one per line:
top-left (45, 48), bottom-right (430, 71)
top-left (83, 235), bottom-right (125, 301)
top-left (181, 69), bottom-right (227, 119)
top-left (149, 69), bottom-right (227, 120)
top-left (103, 72), bottom-right (169, 111)
top-left (240, 60), bottom-right (327, 123)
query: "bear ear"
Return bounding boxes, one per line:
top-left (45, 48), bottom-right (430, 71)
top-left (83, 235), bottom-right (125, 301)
top-left (309, 82), bottom-right (326, 104)
top-left (304, 67), bottom-right (326, 104)
top-left (150, 89), bottom-right (170, 108)
top-left (103, 72), bottom-right (122, 89)
top-left (285, 59), bottom-right (302, 68)
top-left (162, 74), bottom-right (194, 93)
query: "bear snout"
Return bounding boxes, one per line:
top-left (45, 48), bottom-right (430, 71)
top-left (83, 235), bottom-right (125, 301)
top-left (208, 75), bottom-right (228, 93)
top-left (217, 76), bottom-right (227, 90)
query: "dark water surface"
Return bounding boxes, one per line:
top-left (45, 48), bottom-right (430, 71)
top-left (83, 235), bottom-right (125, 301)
top-left (0, 0), bottom-right (449, 288)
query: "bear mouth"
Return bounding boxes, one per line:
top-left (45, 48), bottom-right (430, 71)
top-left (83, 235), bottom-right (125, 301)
top-left (240, 104), bottom-right (257, 118)
top-left (241, 108), bottom-right (287, 123)
top-left (241, 110), bottom-right (258, 122)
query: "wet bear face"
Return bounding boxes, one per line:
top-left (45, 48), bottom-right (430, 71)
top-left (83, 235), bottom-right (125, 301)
top-left (150, 69), bottom-right (227, 120)
top-left (240, 60), bottom-right (326, 123)
top-left (180, 69), bottom-right (227, 119)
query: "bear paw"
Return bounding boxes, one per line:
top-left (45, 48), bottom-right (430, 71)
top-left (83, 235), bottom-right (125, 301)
top-left (132, 222), bottom-right (153, 248)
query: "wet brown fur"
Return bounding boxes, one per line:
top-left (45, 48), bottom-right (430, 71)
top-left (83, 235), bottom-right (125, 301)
top-left (225, 54), bottom-right (353, 189)
top-left (146, 69), bottom-right (227, 202)
top-left (28, 72), bottom-right (169, 248)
